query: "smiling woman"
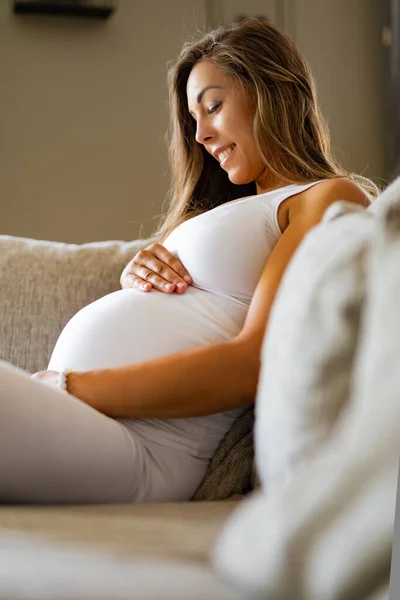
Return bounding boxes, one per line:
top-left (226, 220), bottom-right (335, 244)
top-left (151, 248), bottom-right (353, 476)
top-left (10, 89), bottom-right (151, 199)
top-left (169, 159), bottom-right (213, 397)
top-left (1, 16), bottom-right (379, 506)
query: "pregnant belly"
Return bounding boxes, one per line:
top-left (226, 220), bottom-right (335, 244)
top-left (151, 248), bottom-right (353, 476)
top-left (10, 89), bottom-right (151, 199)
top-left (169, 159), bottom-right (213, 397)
top-left (48, 286), bottom-right (247, 372)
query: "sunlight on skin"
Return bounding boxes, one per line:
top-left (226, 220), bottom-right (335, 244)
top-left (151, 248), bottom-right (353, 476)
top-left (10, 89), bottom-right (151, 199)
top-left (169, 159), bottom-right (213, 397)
top-left (186, 60), bottom-right (285, 195)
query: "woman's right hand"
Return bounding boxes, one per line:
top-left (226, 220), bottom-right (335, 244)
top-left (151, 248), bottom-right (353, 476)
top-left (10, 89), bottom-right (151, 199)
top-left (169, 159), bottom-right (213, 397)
top-left (120, 242), bottom-right (192, 293)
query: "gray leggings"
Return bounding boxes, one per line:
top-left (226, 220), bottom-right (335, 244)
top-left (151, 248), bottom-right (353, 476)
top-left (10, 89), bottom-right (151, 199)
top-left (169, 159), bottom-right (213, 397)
top-left (0, 360), bottom-right (208, 505)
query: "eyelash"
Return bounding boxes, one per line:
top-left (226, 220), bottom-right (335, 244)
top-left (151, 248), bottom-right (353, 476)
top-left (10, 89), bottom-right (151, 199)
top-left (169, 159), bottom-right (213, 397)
top-left (192, 102), bottom-right (221, 122)
top-left (207, 102), bottom-right (221, 115)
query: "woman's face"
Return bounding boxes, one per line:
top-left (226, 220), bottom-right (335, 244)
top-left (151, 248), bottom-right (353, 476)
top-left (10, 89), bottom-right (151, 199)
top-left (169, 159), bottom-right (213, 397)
top-left (186, 60), bottom-right (277, 194)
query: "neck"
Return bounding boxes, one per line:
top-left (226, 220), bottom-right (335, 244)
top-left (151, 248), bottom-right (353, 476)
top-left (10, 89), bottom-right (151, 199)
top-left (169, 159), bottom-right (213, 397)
top-left (256, 172), bottom-right (287, 195)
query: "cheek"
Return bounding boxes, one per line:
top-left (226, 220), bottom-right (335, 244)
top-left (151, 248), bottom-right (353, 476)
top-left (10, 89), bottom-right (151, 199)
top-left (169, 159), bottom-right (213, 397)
top-left (237, 140), bottom-right (262, 168)
top-left (233, 121), bottom-right (258, 153)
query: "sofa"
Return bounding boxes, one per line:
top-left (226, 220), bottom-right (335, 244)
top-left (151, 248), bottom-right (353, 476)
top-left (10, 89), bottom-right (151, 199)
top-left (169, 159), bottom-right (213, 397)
top-left (1, 175), bottom-right (399, 599)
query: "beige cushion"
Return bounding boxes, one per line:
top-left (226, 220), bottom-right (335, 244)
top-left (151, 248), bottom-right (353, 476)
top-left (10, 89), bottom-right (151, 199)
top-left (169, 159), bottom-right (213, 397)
top-left (0, 500), bottom-right (243, 599)
top-left (255, 200), bottom-right (375, 489)
top-left (0, 501), bottom-right (239, 565)
top-left (0, 235), bottom-right (152, 374)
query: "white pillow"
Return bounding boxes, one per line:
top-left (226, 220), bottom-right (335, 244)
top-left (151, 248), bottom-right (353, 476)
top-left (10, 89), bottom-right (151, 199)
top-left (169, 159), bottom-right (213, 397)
top-left (212, 199), bottom-right (400, 600)
top-left (255, 201), bottom-right (375, 490)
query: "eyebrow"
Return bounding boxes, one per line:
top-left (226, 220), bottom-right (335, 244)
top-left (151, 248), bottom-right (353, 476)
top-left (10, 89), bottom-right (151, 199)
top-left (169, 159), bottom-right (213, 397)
top-left (188, 85), bottom-right (224, 115)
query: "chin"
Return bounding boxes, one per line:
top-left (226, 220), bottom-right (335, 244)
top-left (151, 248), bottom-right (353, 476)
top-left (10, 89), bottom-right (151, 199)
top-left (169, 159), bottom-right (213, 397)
top-left (227, 171), bottom-right (254, 186)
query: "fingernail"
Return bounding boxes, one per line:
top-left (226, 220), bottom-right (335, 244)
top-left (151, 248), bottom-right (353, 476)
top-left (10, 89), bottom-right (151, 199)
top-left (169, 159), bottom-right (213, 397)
top-left (184, 275), bottom-right (191, 283)
top-left (176, 282), bottom-right (186, 290)
top-left (165, 283), bottom-right (174, 290)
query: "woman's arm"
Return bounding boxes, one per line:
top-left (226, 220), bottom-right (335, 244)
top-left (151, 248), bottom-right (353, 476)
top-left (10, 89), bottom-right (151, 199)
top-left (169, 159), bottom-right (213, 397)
top-left (66, 178), bottom-right (369, 419)
top-left (67, 339), bottom-right (258, 418)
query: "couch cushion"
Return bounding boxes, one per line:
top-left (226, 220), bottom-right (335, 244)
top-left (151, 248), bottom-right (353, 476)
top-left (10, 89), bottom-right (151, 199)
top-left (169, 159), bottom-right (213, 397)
top-left (0, 500), bottom-right (240, 564)
top-left (0, 501), bottom-right (243, 599)
top-left (0, 235), bottom-right (152, 374)
top-left (254, 200), bottom-right (376, 490)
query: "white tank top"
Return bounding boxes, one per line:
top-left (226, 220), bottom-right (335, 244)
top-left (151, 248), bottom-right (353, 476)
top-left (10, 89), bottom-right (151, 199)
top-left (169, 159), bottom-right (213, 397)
top-left (48, 181), bottom-right (323, 458)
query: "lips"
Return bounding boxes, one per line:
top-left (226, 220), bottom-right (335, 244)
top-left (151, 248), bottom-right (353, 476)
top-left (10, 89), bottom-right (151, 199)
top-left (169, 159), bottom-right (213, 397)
top-left (213, 144), bottom-right (236, 162)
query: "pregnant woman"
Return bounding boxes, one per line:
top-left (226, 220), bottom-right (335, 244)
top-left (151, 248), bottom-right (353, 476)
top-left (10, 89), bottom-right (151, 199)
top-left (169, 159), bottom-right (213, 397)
top-left (0, 17), bottom-right (376, 504)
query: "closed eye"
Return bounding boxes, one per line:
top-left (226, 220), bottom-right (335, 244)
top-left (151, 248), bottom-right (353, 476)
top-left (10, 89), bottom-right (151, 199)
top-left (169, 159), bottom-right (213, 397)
top-left (207, 102), bottom-right (221, 115)
top-left (190, 102), bottom-right (222, 122)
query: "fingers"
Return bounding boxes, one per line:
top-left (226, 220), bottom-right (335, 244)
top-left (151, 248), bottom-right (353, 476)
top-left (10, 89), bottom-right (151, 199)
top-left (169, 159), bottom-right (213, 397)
top-left (120, 243), bottom-right (192, 293)
top-left (152, 244), bottom-right (192, 285)
top-left (138, 266), bottom-right (180, 293)
top-left (121, 271), bottom-right (152, 292)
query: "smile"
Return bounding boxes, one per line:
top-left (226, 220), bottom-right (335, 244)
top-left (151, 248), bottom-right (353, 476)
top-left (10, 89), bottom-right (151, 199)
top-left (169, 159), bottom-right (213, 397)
top-left (219, 144), bottom-right (236, 165)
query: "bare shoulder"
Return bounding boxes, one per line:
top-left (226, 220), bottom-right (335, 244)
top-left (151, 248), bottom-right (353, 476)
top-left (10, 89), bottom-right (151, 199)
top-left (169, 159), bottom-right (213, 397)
top-left (289, 177), bottom-right (371, 224)
top-left (237, 177), bottom-right (370, 352)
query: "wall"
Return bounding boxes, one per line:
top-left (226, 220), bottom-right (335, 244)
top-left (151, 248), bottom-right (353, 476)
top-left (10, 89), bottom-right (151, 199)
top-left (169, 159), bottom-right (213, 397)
top-left (290, 0), bottom-right (387, 186)
top-left (0, 1), bottom-right (206, 243)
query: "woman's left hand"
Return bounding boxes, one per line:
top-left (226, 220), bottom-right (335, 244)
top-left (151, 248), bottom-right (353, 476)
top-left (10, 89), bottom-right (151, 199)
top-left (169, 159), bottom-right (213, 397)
top-left (31, 370), bottom-right (60, 390)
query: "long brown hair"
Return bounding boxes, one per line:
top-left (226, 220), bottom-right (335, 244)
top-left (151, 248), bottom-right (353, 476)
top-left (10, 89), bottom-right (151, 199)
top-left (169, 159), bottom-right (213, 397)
top-left (153, 17), bottom-right (380, 242)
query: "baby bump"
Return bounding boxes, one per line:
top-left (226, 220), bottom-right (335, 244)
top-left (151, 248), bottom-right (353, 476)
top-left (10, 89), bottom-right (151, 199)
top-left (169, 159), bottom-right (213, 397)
top-left (48, 287), bottom-right (247, 372)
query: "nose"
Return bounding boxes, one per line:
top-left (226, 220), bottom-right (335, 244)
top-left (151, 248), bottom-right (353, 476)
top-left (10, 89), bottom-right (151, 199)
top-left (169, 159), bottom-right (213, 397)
top-left (195, 118), bottom-right (215, 146)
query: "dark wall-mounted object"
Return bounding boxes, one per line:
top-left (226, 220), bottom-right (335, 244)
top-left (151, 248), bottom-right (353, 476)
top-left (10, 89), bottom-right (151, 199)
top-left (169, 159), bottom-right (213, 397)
top-left (13, 1), bottom-right (117, 20)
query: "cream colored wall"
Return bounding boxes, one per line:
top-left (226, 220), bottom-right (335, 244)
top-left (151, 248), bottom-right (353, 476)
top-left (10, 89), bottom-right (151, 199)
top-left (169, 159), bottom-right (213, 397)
top-left (0, 1), bottom-right (206, 243)
top-left (290, 0), bottom-right (387, 186)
